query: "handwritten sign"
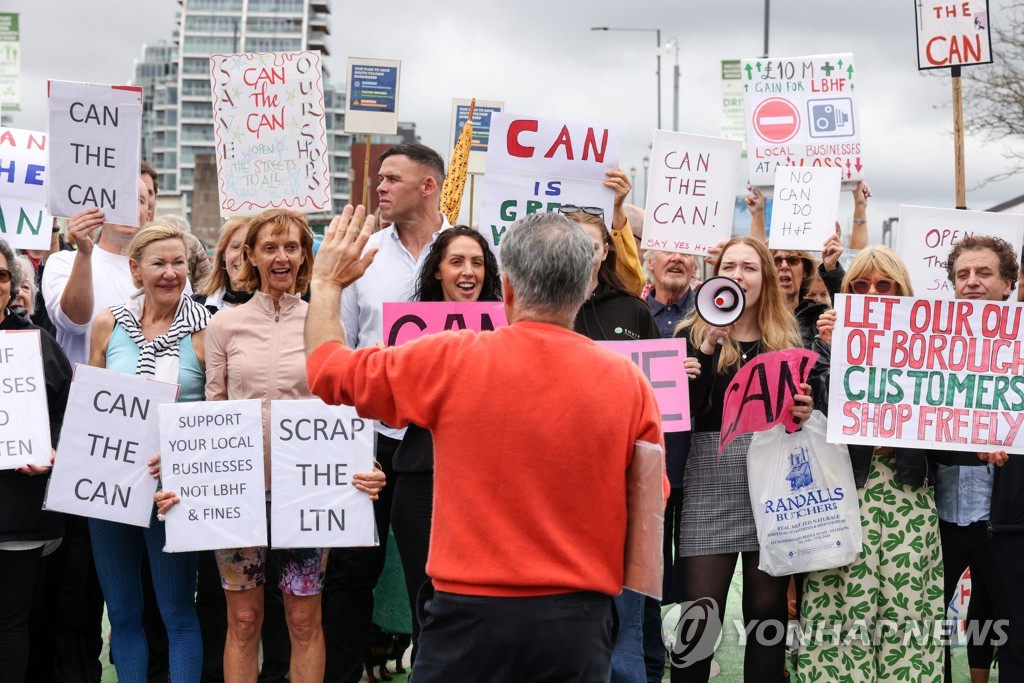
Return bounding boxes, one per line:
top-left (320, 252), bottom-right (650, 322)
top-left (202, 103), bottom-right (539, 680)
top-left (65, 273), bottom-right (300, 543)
top-left (721, 349), bottom-right (818, 452)
top-left (449, 99), bottom-right (504, 175)
top-left (480, 113), bottom-right (621, 252)
top-left (0, 330), bottom-right (50, 468)
top-left (895, 205), bottom-right (1024, 299)
top-left (768, 166), bottom-right (841, 250)
top-left (598, 339), bottom-right (691, 433)
top-left (210, 51), bottom-right (330, 216)
top-left (915, 0), bottom-right (992, 70)
top-left (46, 365), bottom-right (178, 526)
top-left (383, 302), bottom-right (508, 346)
top-left (270, 400), bottom-right (376, 548)
top-left (742, 53), bottom-right (862, 188)
top-left (0, 127), bottom-right (51, 249)
top-left (642, 130), bottom-right (741, 256)
top-left (828, 294), bottom-right (1024, 453)
top-left (345, 57), bottom-right (400, 135)
top-left (47, 80), bottom-right (143, 226)
top-left (159, 399), bottom-right (266, 551)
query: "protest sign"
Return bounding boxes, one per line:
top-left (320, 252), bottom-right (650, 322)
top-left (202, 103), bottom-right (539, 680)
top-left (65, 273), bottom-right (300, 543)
top-left (599, 339), bottom-right (691, 433)
top-left (721, 60), bottom-right (746, 156)
top-left (270, 400), bottom-right (376, 548)
top-left (480, 112), bottom-right (621, 252)
top-left (742, 53), bottom-right (862, 188)
top-left (0, 330), bottom-right (50, 469)
top-left (46, 365), bottom-right (178, 526)
top-left (46, 81), bottom-right (143, 226)
top-left (895, 205), bottom-right (1024, 299)
top-left (383, 301), bottom-right (508, 346)
top-left (210, 51), bottom-right (330, 216)
top-left (642, 131), bottom-right (741, 256)
top-left (449, 99), bottom-right (504, 175)
top-left (720, 348), bottom-right (819, 452)
top-left (159, 399), bottom-right (266, 551)
top-left (828, 294), bottom-right (1024, 453)
top-left (915, 0), bottom-right (992, 70)
top-left (0, 14), bottom-right (18, 112)
top-left (0, 127), bottom-right (51, 249)
top-left (768, 166), bottom-right (842, 250)
top-left (345, 57), bottom-right (400, 136)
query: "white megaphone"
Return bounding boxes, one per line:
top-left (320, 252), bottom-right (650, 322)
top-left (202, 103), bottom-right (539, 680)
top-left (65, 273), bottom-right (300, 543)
top-left (695, 276), bottom-right (745, 327)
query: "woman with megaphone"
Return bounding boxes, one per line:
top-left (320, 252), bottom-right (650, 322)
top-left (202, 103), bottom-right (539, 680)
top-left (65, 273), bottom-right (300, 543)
top-left (670, 236), bottom-right (813, 683)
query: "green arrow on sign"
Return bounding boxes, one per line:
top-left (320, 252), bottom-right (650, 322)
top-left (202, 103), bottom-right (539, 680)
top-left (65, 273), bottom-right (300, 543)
top-left (744, 63), bottom-right (753, 79)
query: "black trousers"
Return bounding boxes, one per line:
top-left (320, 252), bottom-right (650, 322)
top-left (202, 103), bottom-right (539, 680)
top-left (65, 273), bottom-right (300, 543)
top-left (991, 533), bottom-right (1024, 680)
top-left (322, 433), bottom-right (398, 683)
top-left (413, 590), bottom-right (615, 683)
top-left (0, 547), bottom-right (43, 682)
top-left (389, 470), bottom-right (433, 660)
top-left (25, 516), bottom-right (104, 683)
top-left (939, 519), bottom-right (995, 680)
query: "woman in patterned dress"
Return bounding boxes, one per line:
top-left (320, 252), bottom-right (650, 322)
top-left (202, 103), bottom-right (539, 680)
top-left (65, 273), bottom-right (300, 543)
top-left (798, 245), bottom-right (943, 682)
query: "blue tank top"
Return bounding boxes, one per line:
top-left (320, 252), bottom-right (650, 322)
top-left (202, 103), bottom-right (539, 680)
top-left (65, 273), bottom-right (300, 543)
top-left (105, 324), bottom-right (205, 403)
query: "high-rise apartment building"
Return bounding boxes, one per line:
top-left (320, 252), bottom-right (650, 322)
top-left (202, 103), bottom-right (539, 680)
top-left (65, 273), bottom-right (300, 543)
top-left (131, 0), bottom-right (354, 229)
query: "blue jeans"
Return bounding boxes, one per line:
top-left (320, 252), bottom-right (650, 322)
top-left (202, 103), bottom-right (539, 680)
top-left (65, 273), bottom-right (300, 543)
top-left (611, 588), bottom-right (647, 683)
top-left (89, 509), bottom-right (201, 683)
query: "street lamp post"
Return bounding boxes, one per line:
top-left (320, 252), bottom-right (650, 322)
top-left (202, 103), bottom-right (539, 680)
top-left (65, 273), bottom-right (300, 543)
top-left (591, 26), bottom-right (661, 131)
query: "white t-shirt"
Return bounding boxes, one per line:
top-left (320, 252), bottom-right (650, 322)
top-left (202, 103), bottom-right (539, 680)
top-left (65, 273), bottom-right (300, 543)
top-left (41, 248), bottom-right (136, 367)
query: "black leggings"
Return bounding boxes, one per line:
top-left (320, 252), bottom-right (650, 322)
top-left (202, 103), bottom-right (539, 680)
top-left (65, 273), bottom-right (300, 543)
top-left (670, 552), bottom-right (789, 683)
top-left (0, 547), bottom-right (44, 682)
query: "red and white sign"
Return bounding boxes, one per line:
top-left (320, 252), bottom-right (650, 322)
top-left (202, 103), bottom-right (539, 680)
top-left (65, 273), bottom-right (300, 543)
top-left (752, 98), bottom-right (800, 144)
top-left (915, 0), bottom-right (992, 70)
top-left (742, 53), bottom-right (863, 189)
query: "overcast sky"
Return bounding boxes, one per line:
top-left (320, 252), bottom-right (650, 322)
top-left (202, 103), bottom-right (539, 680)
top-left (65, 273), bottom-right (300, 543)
top-left (6, 0), bottom-right (1022, 241)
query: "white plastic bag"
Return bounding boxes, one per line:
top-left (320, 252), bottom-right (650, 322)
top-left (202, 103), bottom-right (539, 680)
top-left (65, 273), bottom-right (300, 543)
top-left (747, 411), bottom-right (862, 576)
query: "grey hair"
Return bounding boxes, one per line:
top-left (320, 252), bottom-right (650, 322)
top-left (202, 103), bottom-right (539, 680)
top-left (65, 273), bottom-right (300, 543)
top-left (14, 254), bottom-right (37, 304)
top-left (0, 238), bottom-right (23, 307)
top-left (500, 213), bottom-right (592, 321)
top-left (154, 214), bottom-right (192, 234)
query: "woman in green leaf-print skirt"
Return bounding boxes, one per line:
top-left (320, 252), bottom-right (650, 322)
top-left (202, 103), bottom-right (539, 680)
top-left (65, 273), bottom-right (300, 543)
top-left (797, 246), bottom-right (943, 683)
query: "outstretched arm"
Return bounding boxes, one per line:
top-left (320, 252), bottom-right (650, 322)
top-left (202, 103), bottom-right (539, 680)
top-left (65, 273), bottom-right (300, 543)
top-left (304, 205), bottom-right (378, 358)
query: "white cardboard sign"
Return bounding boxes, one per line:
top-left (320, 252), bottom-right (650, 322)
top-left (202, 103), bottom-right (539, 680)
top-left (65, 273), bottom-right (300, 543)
top-left (449, 99), bottom-right (505, 175)
top-left (895, 205), bottom-right (1024, 299)
top-left (344, 57), bottom-right (400, 136)
top-left (159, 399), bottom-right (267, 552)
top-left (270, 400), bottom-right (376, 549)
top-left (915, 0), bottom-right (992, 70)
top-left (0, 127), bottom-right (52, 249)
top-left (768, 166), bottom-right (842, 250)
top-left (45, 365), bottom-right (178, 526)
top-left (46, 81), bottom-right (143, 226)
top-left (642, 130), bottom-right (741, 256)
top-left (0, 330), bottom-right (51, 469)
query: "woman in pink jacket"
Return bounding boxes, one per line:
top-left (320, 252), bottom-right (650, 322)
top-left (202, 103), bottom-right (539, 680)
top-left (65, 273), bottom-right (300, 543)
top-left (158, 209), bottom-right (385, 683)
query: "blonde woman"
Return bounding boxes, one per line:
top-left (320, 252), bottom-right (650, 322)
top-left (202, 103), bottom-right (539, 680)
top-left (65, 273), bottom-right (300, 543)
top-left (672, 236), bottom-right (812, 683)
top-left (799, 245), bottom-right (942, 682)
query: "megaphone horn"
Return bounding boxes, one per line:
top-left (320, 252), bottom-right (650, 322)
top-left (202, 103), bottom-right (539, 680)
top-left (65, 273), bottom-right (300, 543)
top-left (695, 276), bottom-right (746, 327)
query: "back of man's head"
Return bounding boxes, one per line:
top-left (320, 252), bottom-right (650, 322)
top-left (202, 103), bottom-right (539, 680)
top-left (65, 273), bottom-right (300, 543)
top-left (501, 213), bottom-right (592, 322)
top-left (380, 143), bottom-right (446, 187)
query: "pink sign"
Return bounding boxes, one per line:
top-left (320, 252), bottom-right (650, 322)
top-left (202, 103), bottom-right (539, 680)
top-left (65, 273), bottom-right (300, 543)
top-left (720, 348), bottom-right (818, 452)
top-left (599, 339), bottom-right (691, 433)
top-left (383, 302), bottom-right (508, 346)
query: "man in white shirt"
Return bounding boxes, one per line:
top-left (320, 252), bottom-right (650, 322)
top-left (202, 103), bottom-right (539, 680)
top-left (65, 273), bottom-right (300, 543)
top-left (326, 143), bottom-right (450, 683)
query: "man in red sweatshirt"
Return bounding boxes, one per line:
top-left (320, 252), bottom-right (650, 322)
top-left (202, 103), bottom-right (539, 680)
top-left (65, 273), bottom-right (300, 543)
top-left (305, 206), bottom-right (665, 682)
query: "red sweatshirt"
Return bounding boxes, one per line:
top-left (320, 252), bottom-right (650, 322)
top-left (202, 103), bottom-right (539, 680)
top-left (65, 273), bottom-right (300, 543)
top-left (307, 321), bottom-right (665, 597)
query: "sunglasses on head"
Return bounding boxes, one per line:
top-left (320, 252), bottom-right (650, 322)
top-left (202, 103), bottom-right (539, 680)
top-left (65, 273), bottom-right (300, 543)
top-left (0, 269), bottom-right (10, 284)
top-left (558, 205), bottom-right (605, 219)
top-left (850, 278), bottom-right (896, 295)
top-left (773, 255), bottom-right (802, 268)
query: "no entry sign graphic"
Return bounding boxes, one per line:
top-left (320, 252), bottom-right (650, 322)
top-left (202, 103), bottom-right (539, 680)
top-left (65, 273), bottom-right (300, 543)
top-left (752, 98), bottom-right (800, 143)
